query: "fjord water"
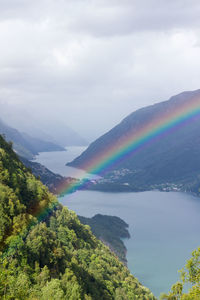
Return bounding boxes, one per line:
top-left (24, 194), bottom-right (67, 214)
top-left (35, 147), bottom-right (200, 296)
top-left (33, 146), bottom-right (91, 178)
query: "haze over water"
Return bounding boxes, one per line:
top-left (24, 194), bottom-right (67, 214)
top-left (35, 147), bottom-right (200, 297)
top-left (34, 146), bottom-right (99, 180)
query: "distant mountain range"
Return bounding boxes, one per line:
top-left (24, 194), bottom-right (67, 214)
top-left (0, 119), bottom-right (86, 193)
top-left (0, 119), bottom-right (65, 159)
top-left (37, 121), bottom-right (88, 147)
top-left (68, 89), bottom-right (200, 193)
top-left (1, 115), bottom-right (88, 147)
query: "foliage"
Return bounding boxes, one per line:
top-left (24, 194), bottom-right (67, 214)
top-left (20, 156), bottom-right (67, 194)
top-left (0, 135), bottom-right (155, 299)
top-left (160, 247), bottom-right (200, 299)
top-left (78, 214), bottom-right (130, 264)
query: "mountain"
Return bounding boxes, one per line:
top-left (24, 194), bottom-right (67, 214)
top-left (19, 156), bottom-right (68, 194)
top-left (1, 115), bottom-right (88, 147)
top-left (68, 89), bottom-right (200, 192)
top-left (0, 119), bottom-right (65, 159)
top-left (37, 121), bottom-right (88, 147)
top-left (78, 214), bottom-right (130, 264)
top-left (0, 134), bottom-right (155, 299)
top-left (20, 157), bottom-right (81, 196)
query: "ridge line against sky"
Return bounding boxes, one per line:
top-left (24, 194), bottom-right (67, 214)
top-left (0, 0), bottom-right (200, 140)
top-left (56, 94), bottom-right (200, 195)
top-left (3, 89), bottom-right (200, 256)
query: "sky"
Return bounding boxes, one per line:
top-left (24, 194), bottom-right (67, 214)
top-left (1, 0), bottom-right (200, 141)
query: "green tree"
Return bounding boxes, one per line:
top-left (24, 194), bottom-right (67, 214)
top-left (161, 247), bottom-right (200, 299)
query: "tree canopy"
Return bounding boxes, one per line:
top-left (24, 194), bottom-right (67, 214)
top-left (0, 135), bottom-right (155, 299)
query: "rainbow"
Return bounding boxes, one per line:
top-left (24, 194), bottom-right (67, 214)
top-left (57, 93), bottom-right (200, 196)
top-left (2, 92), bottom-right (200, 257)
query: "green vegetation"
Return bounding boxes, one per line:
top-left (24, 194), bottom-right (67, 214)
top-left (78, 214), bottom-right (130, 264)
top-left (20, 156), bottom-right (69, 194)
top-left (0, 135), bottom-right (155, 299)
top-left (160, 247), bottom-right (200, 299)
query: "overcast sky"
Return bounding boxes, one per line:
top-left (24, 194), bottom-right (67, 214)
top-left (1, 0), bottom-right (200, 141)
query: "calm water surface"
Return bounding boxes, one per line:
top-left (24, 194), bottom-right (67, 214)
top-left (35, 147), bottom-right (200, 297)
top-left (34, 146), bottom-right (98, 179)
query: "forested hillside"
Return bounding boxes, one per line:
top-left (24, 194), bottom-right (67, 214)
top-left (0, 135), bottom-right (155, 299)
top-left (20, 156), bottom-right (69, 194)
top-left (78, 214), bottom-right (130, 264)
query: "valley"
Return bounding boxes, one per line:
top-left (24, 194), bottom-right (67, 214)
top-left (35, 146), bottom-right (200, 297)
top-left (2, 89), bottom-right (200, 298)
top-left (0, 135), bottom-right (154, 299)
top-left (1, 1), bottom-right (200, 298)
top-left (67, 90), bottom-right (200, 196)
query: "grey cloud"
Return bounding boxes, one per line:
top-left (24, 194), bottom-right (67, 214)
top-left (1, 1), bottom-right (200, 35)
top-left (68, 0), bottom-right (200, 37)
top-left (0, 0), bottom-right (44, 21)
top-left (0, 0), bottom-right (200, 141)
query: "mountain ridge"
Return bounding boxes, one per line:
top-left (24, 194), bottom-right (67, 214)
top-left (0, 118), bottom-right (65, 159)
top-left (67, 89), bottom-right (200, 192)
top-left (1, 115), bottom-right (88, 147)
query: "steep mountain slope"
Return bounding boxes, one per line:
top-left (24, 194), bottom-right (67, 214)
top-left (78, 214), bottom-right (130, 264)
top-left (0, 135), bottom-right (155, 299)
top-left (68, 89), bottom-right (200, 191)
top-left (0, 119), bottom-right (65, 159)
top-left (20, 156), bottom-right (68, 194)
